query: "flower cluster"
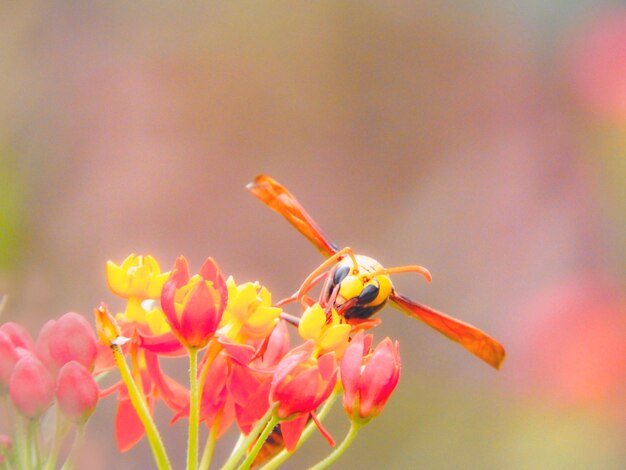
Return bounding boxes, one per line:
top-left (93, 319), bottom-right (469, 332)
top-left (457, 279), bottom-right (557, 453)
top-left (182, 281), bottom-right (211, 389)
top-left (0, 311), bottom-right (100, 469)
top-left (93, 253), bottom-right (403, 470)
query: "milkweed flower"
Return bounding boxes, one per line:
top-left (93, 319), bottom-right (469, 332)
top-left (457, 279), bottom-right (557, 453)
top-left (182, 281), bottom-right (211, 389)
top-left (269, 341), bottom-right (338, 450)
top-left (95, 304), bottom-right (187, 452)
top-left (219, 277), bottom-right (281, 342)
top-left (47, 312), bottom-right (98, 371)
top-left (0, 331), bottom-right (25, 393)
top-left (340, 333), bottom-right (401, 423)
top-left (298, 303), bottom-right (351, 358)
top-left (106, 254), bottom-right (170, 300)
top-left (55, 361), bottom-right (99, 424)
top-left (9, 355), bottom-right (55, 419)
top-left (161, 256), bottom-right (227, 349)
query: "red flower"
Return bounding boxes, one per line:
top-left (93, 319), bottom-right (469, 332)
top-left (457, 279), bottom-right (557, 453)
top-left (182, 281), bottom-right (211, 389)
top-left (161, 256), bottom-right (227, 349)
top-left (340, 333), bottom-right (401, 422)
top-left (269, 342), bottom-right (338, 451)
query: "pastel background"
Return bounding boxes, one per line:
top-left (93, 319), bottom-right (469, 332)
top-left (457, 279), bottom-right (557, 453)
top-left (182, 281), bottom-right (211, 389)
top-left (1, 2), bottom-right (625, 469)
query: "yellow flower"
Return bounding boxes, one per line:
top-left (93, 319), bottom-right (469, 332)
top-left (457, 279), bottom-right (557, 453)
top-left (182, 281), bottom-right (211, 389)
top-left (115, 298), bottom-right (171, 336)
top-left (219, 277), bottom-right (281, 342)
top-left (106, 254), bottom-right (170, 300)
top-left (299, 303), bottom-right (351, 358)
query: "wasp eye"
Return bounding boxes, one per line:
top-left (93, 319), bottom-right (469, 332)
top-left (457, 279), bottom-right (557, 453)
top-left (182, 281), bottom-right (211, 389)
top-left (332, 264), bottom-right (350, 285)
top-left (357, 283), bottom-right (380, 305)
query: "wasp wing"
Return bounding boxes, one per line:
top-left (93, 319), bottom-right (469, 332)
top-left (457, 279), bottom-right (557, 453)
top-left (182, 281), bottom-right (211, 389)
top-left (247, 175), bottom-right (339, 257)
top-left (391, 292), bottom-right (505, 369)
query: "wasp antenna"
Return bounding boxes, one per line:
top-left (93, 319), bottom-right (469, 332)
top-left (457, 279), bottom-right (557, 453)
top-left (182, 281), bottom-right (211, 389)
top-left (375, 265), bottom-right (432, 283)
top-left (345, 247), bottom-right (359, 274)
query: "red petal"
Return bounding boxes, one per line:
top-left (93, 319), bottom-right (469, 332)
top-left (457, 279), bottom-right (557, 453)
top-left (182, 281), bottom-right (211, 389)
top-left (281, 415), bottom-right (308, 451)
top-left (180, 282), bottom-right (220, 347)
top-left (274, 368), bottom-right (319, 418)
top-left (219, 338), bottom-right (256, 365)
top-left (199, 257), bottom-right (228, 312)
top-left (340, 334), bottom-right (366, 407)
top-left (359, 339), bottom-right (400, 417)
top-left (139, 332), bottom-right (185, 356)
top-left (170, 256), bottom-right (190, 286)
top-left (160, 279), bottom-right (181, 331)
top-left (311, 411), bottom-right (335, 447)
top-left (115, 396), bottom-right (151, 452)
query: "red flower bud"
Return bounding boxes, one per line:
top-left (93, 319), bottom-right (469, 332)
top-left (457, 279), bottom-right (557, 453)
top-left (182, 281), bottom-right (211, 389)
top-left (340, 334), bottom-right (401, 422)
top-left (56, 361), bottom-right (99, 424)
top-left (9, 355), bottom-right (54, 419)
top-left (160, 256), bottom-right (227, 349)
top-left (48, 312), bottom-right (98, 371)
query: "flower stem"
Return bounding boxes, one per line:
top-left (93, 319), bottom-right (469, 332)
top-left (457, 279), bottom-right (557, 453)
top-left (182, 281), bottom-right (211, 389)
top-left (112, 343), bottom-right (171, 470)
top-left (60, 424), bottom-right (85, 470)
top-left (187, 347), bottom-right (200, 470)
top-left (44, 409), bottom-right (69, 470)
top-left (220, 403), bottom-right (278, 470)
top-left (28, 419), bottom-right (42, 470)
top-left (13, 416), bottom-right (31, 469)
top-left (308, 421), bottom-right (361, 470)
top-left (260, 389), bottom-right (339, 470)
top-left (237, 414), bottom-right (280, 470)
top-left (199, 410), bottom-right (222, 470)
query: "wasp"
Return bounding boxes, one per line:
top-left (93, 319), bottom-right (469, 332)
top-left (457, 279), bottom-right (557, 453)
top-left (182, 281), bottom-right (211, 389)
top-left (248, 174), bottom-right (505, 369)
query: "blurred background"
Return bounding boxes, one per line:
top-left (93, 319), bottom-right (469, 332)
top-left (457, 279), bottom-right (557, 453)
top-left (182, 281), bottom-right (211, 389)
top-left (1, 1), bottom-right (625, 468)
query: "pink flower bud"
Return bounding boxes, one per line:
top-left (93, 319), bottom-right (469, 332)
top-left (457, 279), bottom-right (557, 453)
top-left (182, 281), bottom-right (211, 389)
top-left (56, 361), bottom-right (99, 424)
top-left (0, 322), bottom-right (34, 351)
top-left (341, 334), bottom-right (401, 422)
top-left (0, 331), bottom-right (21, 393)
top-left (48, 312), bottom-right (98, 371)
top-left (9, 355), bottom-right (54, 419)
top-left (35, 320), bottom-right (57, 371)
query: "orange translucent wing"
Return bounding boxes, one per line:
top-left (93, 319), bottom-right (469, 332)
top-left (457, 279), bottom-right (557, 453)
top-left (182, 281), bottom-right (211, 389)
top-left (390, 292), bottom-right (506, 369)
top-left (247, 175), bottom-right (339, 257)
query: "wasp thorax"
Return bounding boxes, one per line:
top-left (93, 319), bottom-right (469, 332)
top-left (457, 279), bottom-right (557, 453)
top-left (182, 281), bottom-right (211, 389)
top-left (325, 255), bottom-right (393, 320)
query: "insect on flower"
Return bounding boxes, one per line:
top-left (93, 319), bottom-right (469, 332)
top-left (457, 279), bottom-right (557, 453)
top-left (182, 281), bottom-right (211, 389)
top-left (247, 175), bottom-right (505, 369)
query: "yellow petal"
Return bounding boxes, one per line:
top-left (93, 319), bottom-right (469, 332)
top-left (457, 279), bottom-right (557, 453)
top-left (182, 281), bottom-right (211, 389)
top-left (319, 324), bottom-right (351, 351)
top-left (106, 261), bottom-right (130, 298)
top-left (299, 303), bottom-right (325, 341)
top-left (146, 272), bottom-right (170, 299)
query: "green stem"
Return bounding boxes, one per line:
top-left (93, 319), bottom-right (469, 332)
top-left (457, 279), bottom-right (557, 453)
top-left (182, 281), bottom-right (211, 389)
top-left (44, 409), bottom-right (69, 470)
top-left (237, 415), bottom-right (280, 470)
top-left (187, 347), bottom-right (200, 470)
top-left (199, 410), bottom-right (222, 470)
top-left (60, 425), bottom-right (85, 470)
top-left (260, 390), bottom-right (339, 470)
top-left (220, 403), bottom-right (278, 470)
top-left (20, 418), bottom-right (32, 470)
top-left (28, 419), bottom-right (42, 470)
top-left (308, 421), bottom-right (361, 470)
top-left (13, 416), bottom-right (31, 468)
top-left (112, 344), bottom-right (171, 470)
